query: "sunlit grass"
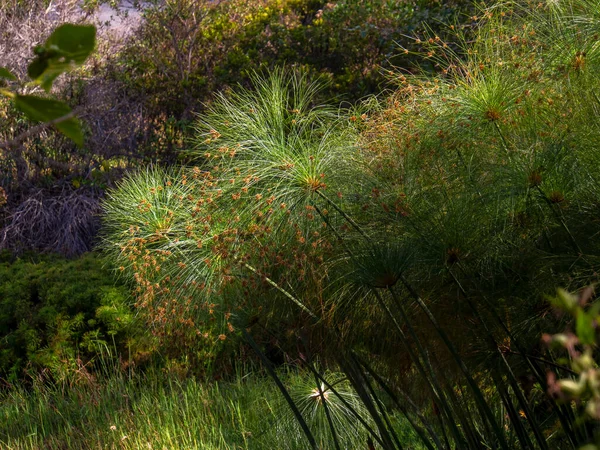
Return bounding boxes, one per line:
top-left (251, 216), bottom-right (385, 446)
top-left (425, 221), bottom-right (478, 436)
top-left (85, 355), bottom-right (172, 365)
top-left (0, 369), bottom-right (420, 450)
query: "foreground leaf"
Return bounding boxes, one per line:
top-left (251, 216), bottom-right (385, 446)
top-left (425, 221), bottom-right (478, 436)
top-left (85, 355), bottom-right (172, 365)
top-left (0, 67), bottom-right (16, 81)
top-left (14, 95), bottom-right (84, 145)
top-left (27, 24), bottom-right (96, 91)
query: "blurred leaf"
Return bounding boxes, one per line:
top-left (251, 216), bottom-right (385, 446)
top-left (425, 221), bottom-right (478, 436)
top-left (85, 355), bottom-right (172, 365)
top-left (14, 95), bottom-right (84, 145)
top-left (27, 24), bottom-right (96, 91)
top-left (549, 288), bottom-right (578, 313)
top-left (0, 67), bottom-right (16, 81)
top-left (576, 309), bottom-right (595, 346)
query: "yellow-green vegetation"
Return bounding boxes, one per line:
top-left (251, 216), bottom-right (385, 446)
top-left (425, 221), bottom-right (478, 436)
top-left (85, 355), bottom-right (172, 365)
top-left (0, 252), bottom-right (144, 383)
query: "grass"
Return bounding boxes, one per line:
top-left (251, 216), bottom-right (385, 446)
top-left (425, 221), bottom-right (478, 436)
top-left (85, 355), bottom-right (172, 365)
top-left (0, 368), bottom-right (423, 450)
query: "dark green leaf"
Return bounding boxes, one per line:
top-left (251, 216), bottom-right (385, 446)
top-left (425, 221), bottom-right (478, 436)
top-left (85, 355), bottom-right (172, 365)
top-left (15, 95), bottom-right (84, 145)
top-left (27, 24), bottom-right (96, 91)
top-left (0, 67), bottom-right (16, 81)
top-left (27, 57), bottom-right (49, 80)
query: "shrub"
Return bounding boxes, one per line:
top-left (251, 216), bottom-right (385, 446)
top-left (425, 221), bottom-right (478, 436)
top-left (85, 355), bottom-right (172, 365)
top-left (103, 0), bottom-right (600, 445)
top-left (0, 252), bottom-right (145, 383)
top-left (113, 0), bottom-right (474, 119)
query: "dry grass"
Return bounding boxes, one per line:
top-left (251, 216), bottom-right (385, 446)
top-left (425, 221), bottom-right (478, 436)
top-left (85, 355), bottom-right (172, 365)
top-left (0, 189), bottom-right (101, 256)
top-left (0, 1), bottom-right (174, 255)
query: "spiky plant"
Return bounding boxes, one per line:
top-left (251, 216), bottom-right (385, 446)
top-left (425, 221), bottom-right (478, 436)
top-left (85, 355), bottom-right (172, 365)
top-left (102, 2), bottom-right (600, 445)
top-left (268, 370), bottom-right (373, 449)
top-left (348, 0), bottom-right (600, 447)
top-left (192, 69), bottom-right (358, 231)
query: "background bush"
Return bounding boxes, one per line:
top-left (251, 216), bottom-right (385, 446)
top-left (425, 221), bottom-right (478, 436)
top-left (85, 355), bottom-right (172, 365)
top-left (0, 252), bottom-right (145, 383)
top-left (115, 0), bottom-right (475, 119)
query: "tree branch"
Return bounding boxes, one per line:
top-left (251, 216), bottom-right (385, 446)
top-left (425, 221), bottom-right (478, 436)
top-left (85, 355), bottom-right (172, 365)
top-left (0, 110), bottom-right (77, 150)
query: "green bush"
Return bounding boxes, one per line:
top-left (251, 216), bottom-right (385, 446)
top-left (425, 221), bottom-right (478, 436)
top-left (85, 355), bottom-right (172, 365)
top-left (0, 252), bottom-right (144, 382)
top-left (112, 0), bottom-right (474, 119)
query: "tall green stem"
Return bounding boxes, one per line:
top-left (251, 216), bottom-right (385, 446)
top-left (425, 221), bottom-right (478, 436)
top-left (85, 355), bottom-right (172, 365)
top-left (396, 277), bottom-right (511, 450)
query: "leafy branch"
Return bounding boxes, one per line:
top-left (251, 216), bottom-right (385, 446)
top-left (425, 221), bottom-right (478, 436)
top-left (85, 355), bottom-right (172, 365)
top-left (0, 23), bottom-right (96, 147)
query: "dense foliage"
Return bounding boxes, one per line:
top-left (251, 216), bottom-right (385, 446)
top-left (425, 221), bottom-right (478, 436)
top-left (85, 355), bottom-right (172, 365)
top-left (0, 252), bottom-right (141, 383)
top-left (102, 0), bottom-right (600, 447)
top-left (115, 0), bottom-right (473, 118)
top-left (0, 0), bottom-right (474, 256)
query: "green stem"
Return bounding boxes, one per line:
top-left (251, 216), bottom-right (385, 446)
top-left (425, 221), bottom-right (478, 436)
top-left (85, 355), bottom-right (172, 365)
top-left (387, 287), bottom-right (478, 448)
top-left (398, 275), bottom-right (512, 450)
top-left (349, 352), bottom-right (405, 450)
top-left (446, 267), bottom-right (545, 450)
top-left (315, 189), bottom-right (370, 241)
top-left (371, 290), bottom-right (457, 448)
top-left (352, 352), bottom-right (443, 450)
top-left (454, 264), bottom-right (579, 449)
top-left (305, 361), bottom-right (389, 449)
top-left (493, 121), bottom-right (512, 162)
top-left (535, 186), bottom-right (581, 254)
top-left (314, 370), bottom-right (343, 450)
top-left (242, 329), bottom-right (318, 450)
top-left (338, 355), bottom-right (399, 450)
top-left (314, 198), bottom-right (463, 448)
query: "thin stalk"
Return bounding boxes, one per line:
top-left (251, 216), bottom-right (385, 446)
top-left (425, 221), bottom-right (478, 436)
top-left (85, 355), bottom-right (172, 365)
top-left (311, 201), bottom-right (357, 257)
top-left (305, 362), bottom-right (388, 449)
top-left (352, 352), bottom-right (442, 450)
top-left (315, 189), bottom-right (370, 241)
top-left (352, 355), bottom-right (405, 450)
top-left (454, 262), bottom-right (579, 449)
top-left (493, 371), bottom-right (534, 450)
top-left (300, 335), bottom-right (343, 450)
top-left (387, 287), bottom-right (480, 448)
top-left (395, 279), bottom-right (511, 450)
top-left (242, 262), bottom-right (319, 320)
top-left (503, 351), bottom-right (577, 375)
top-left (338, 355), bottom-right (399, 450)
top-left (314, 200), bottom-right (461, 448)
top-left (447, 267), bottom-right (549, 450)
top-left (313, 370), bottom-right (343, 450)
top-left (493, 121), bottom-right (512, 162)
top-left (370, 290), bottom-right (456, 449)
top-left (535, 186), bottom-right (582, 254)
top-left (314, 198), bottom-right (464, 446)
top-left (315, 190), bottom-right (483, 447)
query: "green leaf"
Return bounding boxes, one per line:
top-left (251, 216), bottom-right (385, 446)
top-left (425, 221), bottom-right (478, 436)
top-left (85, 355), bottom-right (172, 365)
top-left (27, 24), bottom-right (96, 92)
top-left (0, 67), bottom-right (16, 81)
top-left (14, 95), bottom-right (84, 145)
top-left (576, 309), bottom-right (595, 346)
